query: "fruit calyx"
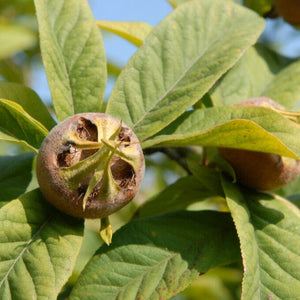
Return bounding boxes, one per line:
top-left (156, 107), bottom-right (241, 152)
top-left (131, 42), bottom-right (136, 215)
top-left (36, 113), bottom-right (145, 219)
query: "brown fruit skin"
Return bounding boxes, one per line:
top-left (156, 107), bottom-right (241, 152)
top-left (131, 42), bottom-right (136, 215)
top-left (36, 113), bottom-right (145, 219)
top-left (219, 148), bottom-right (300, 191)
top-left (218, 97), bottom-right (300, 191)
top-left (274, 0), bottom-right (300, 26)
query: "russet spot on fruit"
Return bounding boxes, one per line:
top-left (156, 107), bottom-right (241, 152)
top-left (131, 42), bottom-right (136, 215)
top-left (218, 97), bottom-right (300, 191)
top-left (36, 113), bottom-right (145, 218)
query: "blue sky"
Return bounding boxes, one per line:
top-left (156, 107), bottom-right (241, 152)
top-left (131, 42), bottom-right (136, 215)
top-left (88, 0), bottom-right (172, 66)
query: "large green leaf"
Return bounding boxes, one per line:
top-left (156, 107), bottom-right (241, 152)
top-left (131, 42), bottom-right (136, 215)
top-left (136, 174), bottom-right (223, 218)
top-left (0, 23), bottom-right (36, 60)
top-left (0, 153), bottom-right (34, 207)
top-left (210, 44), bottom-right (293, 107)
top-left (70, 210), bottom-right (240, 300)
top-left (0, 189), bottom-right (83, 300)
top-left (0, 82), bottom-right (56, 130)
top-left (0, 99), bottom-right (48, 152)
top-left (106, 0), bottom-right (264, 140)
top-left (222, 176), bottom-right (300, 299)
top-left (97, 21), bottom-right (152, 47)
top-left (34, 0), bottom-right (107, 121)
top-left (142, 106), bottom-right (300, 159)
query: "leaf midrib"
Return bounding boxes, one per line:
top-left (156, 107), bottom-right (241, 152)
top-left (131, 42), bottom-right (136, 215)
top-left (131, 4), bottom-right (239, 133)
top-left (0, 215), bottom-right (52, 289)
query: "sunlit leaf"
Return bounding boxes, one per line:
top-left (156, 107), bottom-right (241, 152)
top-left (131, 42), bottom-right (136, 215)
top-left (34, 0), bottom-right (107, 121)
top-left (0, 82), bottom-right (56, 130)
top-left (70, 210), bottom-right (240, 300)
top-left (0, 99), bottom-right (48, 152)
top-left (142, 106), bottom-right (300, 159)
top-left (97, 21), bottom-right (152, 47)
top-left (0, 189), bottom-right (83, 299)
top-left (222, 176), bottom-right (300, 299)
top-left (106, 0), bottom-right (265, 140)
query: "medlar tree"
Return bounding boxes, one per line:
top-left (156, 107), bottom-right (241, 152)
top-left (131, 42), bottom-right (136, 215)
top-left (0, 0), bottom-right (300, 299)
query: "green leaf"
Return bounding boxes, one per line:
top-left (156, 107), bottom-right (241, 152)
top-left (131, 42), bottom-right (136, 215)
top-left (0, 189), bottom-right (84, 300)
top-left (243, 0), bottom-right (273, 16)
top-left (0, 99), bottom-right (48, 152)
top-left (97, 21), bottom-right (152, 47)
top-left (263, 59), bottom-right (300, 109)
top-left (167, 0), bottom-right (190, 7)
top-left (106, 0), bottom-right (265, 140)
top-left (136, 175), bottom-right (223, 218)
top-left (210, 44), bottom-right (293, 107)
top-left (34, 0), bottom-right (107, 121)
top-left (0, 23), bottom-right (36, 60)
top-left (0, 59), bottom-right (24, 84)
top-left (0, 153), bottom-right (34, 207)
top-left (222, 176), bottom-right (300, 299)
top-left (70, 210), bottom-right (240, 300)
top-left (107, 62), bottom-right (122, 77)
top-left (142, 106), bottom-right (300, 159)
top-left (0, 82), bottom-right (56, 130)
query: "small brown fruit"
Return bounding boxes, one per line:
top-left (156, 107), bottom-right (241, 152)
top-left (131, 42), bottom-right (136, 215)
top-left (274, 0), bottom-right (300, 26)
top-left (218, 97), bottom-right (300, 191)
top-left (36, 113), bottom-right (145, 218)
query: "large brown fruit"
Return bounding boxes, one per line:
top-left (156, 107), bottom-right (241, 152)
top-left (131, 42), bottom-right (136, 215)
top-left (36, 113), bottom-right (145, 218)
top-left (218, 97), bottom-right (300, 191)
top-left (274, 0), bottom-right (300, 26)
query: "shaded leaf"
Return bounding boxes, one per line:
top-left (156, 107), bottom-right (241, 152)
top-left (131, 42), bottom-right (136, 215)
top-left (0, 153), bottom-right (34, 207)
top-left (0, 23), bottom-right (36, 60)
top-left (97, 21), bottom-right (152, 47)
top-left (0, 82), bottom-right (56, 130)
top-left (107, 62), bottom-right (122, 77)
top-left (222, 176), bottom-right (300, 299)
top-left (0, 99), bottom-right (48, 152)
top-left (243, 0), bottom-right (273, 16)
top-left (70, 210), bottom-right (240, 300)
top-left (263, 59), bottom-right (300, 109)
top-left (0, 132), bottom-right (38, 153)
top-left (210, 44), bottom-right (293, 107)
top-left (0, 59), bottom-right (24, 84)
top-left (34, 0), bottom-right (107, 121)
top-left (0, 189), bottom-right (84, 300)
top-left (106, 0), bottom-right (265, 140)
top-left (136, 175), bottom-right (223, 218)
top-left (142, 106), bottom-right (300, 159)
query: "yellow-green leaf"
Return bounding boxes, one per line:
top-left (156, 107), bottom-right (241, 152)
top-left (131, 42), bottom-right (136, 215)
top-left (0, 99), bottom-right (48, 152)
top-left (97, 20), bottom-right (152, 47)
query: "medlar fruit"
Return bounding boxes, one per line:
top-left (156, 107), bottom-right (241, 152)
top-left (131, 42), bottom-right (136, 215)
top-left (36, 113), bottom-right (145, 218)
top-left (274, 0), bottom-right (300, 26)
top-left (218, 97), bottom-right (300, 191)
